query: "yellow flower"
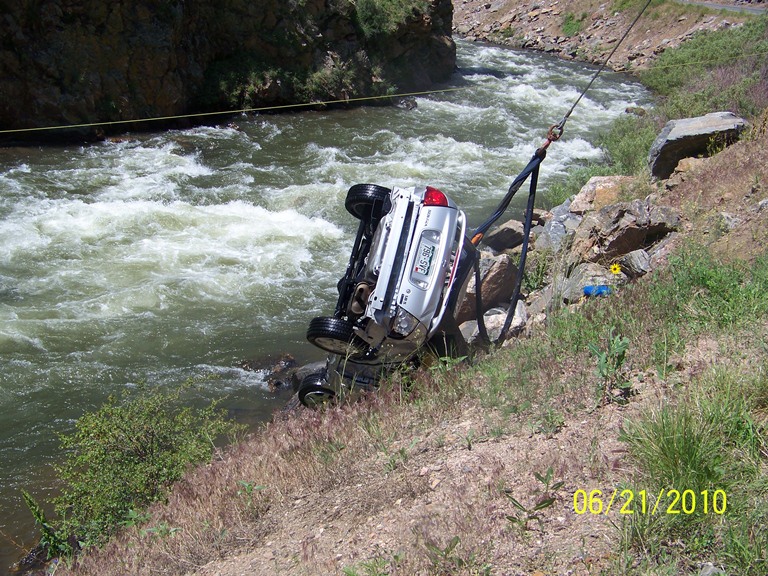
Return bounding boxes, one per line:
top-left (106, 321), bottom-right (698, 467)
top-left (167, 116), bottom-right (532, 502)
top-left (610, 263), bottom-right (622, 275)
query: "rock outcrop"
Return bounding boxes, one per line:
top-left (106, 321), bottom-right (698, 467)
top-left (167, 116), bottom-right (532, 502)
top-left (0, 0), bottom-right (455, 139)
top-left (647, 112), bottom-right (749, 179)
top-left (458, 174), bottom-right (681, 343)
top-left (568, 199), bottom-right (680, 264)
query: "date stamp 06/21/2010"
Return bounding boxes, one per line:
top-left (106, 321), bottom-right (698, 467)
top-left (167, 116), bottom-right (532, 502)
top-left (573, 488), bottom-right (727, 516)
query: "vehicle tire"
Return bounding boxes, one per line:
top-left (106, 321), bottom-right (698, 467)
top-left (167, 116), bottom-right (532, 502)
top-left (345, 184), bottom-right (390, 222)
top-left (298, 373), bottom-right (336, 407)
top-left (306, 316), bottom-right (367, 356)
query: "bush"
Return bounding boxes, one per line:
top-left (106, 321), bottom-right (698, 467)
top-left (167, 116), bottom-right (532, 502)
top-left (597, 114), bottom-right (658, 175)
top-left (355, 0), bottom-right (429, 38)
top-left (198, 54), bottom-right (298, 110)
top-left (25, 383), bottom-right (243, 553)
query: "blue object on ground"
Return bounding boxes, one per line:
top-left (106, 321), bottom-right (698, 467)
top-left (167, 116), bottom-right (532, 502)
top-left (583, 285), bottom-right (612, 297)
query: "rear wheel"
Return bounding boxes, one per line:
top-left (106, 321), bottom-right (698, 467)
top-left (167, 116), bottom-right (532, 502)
top-left (345, 184), bottom-right (390, 223)
top-left (306, 316), bottom-right (367, 356)
top-left (298, 373), bottom-right (336, 407)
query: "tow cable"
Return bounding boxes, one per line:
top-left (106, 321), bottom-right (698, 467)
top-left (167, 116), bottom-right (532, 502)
top-left (471, 0), bottom-right (653, 346)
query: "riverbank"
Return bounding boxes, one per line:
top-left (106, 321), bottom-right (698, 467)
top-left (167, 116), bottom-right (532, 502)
top-left (452, 0), bottom-right (758, 70)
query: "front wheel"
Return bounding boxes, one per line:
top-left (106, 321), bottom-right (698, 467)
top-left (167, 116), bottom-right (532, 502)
top-left (345, 184), bottom-right (390, 223)
top-left (306, 316), bottom-right (367, 357)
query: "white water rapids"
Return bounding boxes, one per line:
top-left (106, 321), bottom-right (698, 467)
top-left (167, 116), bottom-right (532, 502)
top-left (0, 40), bottom-right (651, 565)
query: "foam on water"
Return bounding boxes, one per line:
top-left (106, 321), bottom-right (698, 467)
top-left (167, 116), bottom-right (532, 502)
top-left (2, 198), bottom-right (343, 325)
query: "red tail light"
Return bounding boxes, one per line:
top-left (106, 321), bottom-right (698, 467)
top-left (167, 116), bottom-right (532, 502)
top-left (423, 186), bottom-right (449, 207)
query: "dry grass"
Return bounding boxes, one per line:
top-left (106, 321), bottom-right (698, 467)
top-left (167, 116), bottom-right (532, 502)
top-left (56, 334), bottom-right (623, 575)
top-left (657, 123), bottom-right (768, 263)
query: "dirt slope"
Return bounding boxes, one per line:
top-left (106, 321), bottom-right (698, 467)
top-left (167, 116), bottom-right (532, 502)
top-left (175, 134), bottom-right (768, 576)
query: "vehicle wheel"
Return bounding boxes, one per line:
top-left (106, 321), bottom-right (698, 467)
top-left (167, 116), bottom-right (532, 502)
top-left (298, 374), bottom-right (336, 407)
top-left (345, 184), bottom-right (390, 222)
top-left (306, 316), bottom-right (367, 356)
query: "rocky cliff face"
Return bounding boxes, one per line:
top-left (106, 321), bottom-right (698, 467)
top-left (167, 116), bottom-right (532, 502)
top-left (0, 0), bottom-right (454, 137)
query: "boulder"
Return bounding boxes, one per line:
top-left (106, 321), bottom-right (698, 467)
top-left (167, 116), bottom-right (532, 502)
top-left (534, 198), bottom-right (583, 252)
top-left (526, 284), bottom-right (555, 317)
top-left (570, 176), bottom-right (633, 214)
top-left (459, 301), bottom-right (527, 344)
top-left (483, 218), bottom-right (526, 252)
top-left (568, 199), bottom-right (680, 264)
top-left (648, 112), bottom-right (748, 180)
top-left (618, 249), bottom-right (651, 278)
top-left (455, 252), bottom-right (519, 324)
top-left (716, 212), bottom-right (742, 232)
top-left (663, 156), bottom-right (708, 191)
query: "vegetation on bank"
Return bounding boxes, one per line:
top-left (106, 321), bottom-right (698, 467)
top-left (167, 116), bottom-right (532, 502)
top-left (356, 0), bottom-right (430, 37)
top-left (20, 9), bottom-right (768, 576)
top-left (22, 384), bottom-right (243, 561)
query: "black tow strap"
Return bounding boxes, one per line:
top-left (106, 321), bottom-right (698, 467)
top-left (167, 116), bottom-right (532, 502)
top-left (474, 148), bottom-right (544, 346)
top-left (470, 0), bottom-right (656, 347)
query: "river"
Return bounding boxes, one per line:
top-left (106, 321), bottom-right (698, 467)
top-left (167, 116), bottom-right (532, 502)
top-left (0, 39), bottom-right (650, 570)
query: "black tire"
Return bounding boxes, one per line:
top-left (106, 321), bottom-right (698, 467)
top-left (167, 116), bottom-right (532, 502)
top-left (298, 373), bottom-right (336, 407)
top-left (306, 316), bottom-right (367, 356)
top-left (345, 184), bottom-right (390, 222)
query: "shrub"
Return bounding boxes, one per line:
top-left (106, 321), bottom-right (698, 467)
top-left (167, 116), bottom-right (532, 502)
top-left (25, 383), bottom-right (243, 553)
top-left (355, 0), bottom-right (429, 38)
top-left (597, 114), bottom-right (658, 175)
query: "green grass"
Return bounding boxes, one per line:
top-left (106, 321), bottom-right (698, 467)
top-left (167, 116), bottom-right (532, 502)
top-left (619, 365), bottom-right (767, 575)
top-left (649, 247), bottom-right (768, 329)
top-left (611, 0), bottom-right (666, 12)
top-left (640, 16), bottom-right (768, 119)
top-left (355, 0), bottom-right (430, 38)
top-left (562, 12), bottom-right (587, 37)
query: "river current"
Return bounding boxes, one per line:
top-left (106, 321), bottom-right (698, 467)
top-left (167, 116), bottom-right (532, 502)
top-left (0, 40), bottom-right (650, 568)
